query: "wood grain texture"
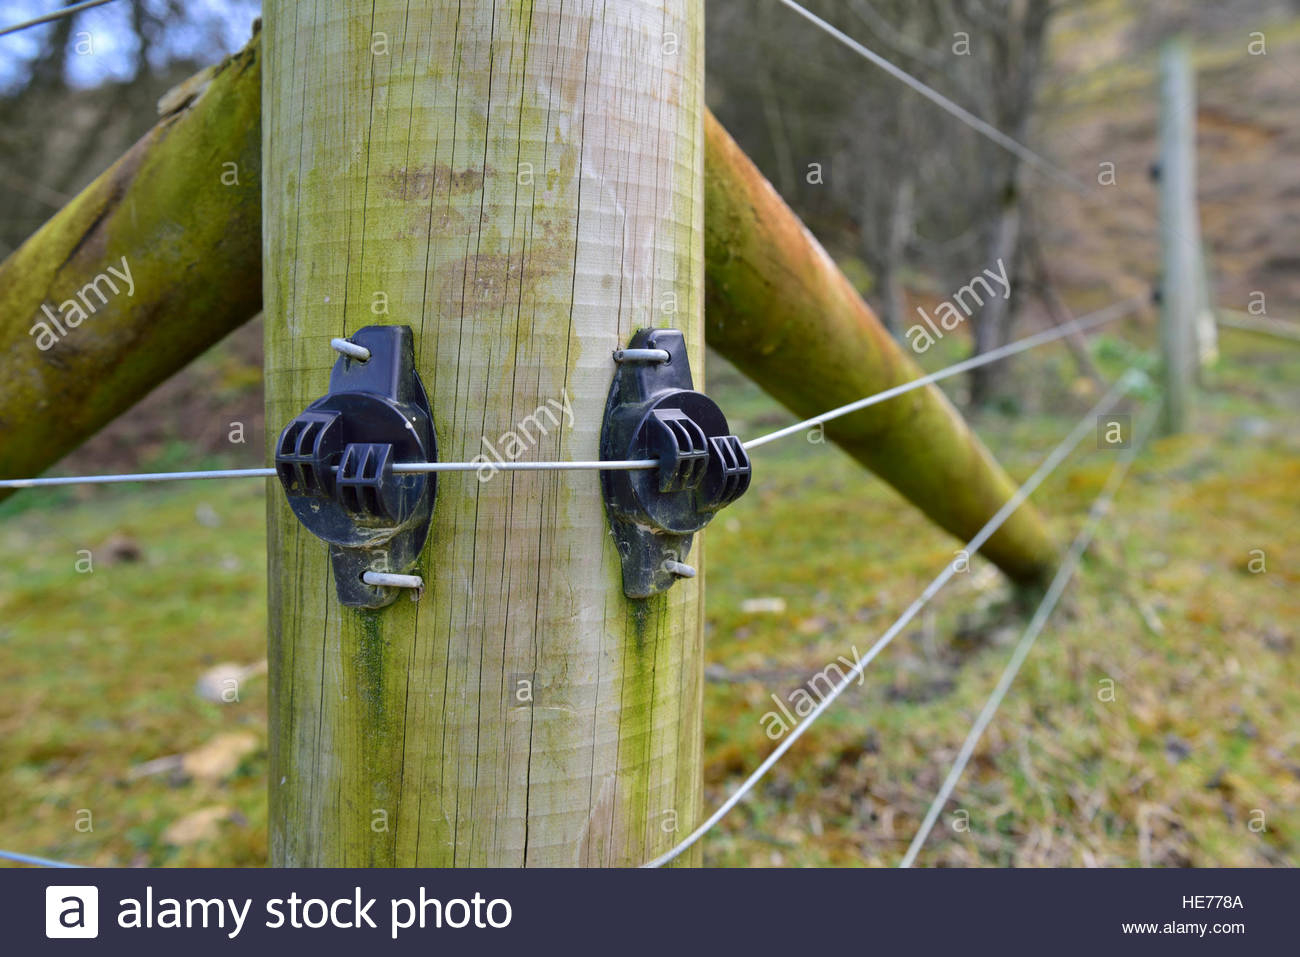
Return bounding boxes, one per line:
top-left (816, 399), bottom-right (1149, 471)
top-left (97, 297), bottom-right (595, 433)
top-left (704, 111), bottom-right (1057, 584)
top-left (263, 0), bottom-right (703, 866)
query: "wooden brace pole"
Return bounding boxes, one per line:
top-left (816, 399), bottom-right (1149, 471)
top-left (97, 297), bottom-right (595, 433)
top-left (704, 113), bottom-right (1057, 583)
top-left (262, 0), bottom-right (705, 866)
top-left (0, 37), bottom-right (261, 502)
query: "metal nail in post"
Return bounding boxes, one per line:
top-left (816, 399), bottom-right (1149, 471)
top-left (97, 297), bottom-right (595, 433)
top-left (662, 560), bottom-right (696, 579)
top-left (331, 337), bottom-right (372, 362)
top-left (362, 570), bottom-right (424, 601)
top-left (362, 570), bottom-right (424, 589)
top-left (613, 347), bottom-right (671, 364)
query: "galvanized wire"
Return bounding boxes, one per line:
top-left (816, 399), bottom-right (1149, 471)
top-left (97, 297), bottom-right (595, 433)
top-left (0, 0), bottom-right (121, 39)
top-left (744, 298), bottom-right (1143, 450)
top-left (0, 847), bottom-right (82, 868)
top-left (0, 461), bottom-right (658, 489)
top-left (0, 467), bottom-right (279, 489)
top-left (0, 298), bottom-right (1140, 490)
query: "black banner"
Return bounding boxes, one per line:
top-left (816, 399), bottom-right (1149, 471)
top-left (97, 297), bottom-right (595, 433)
top-left (7, 867), bottom-right (1294, 954)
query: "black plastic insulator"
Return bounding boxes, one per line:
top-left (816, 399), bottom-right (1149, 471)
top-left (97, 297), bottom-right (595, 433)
top-left (336, 442), bottom-right (398, 521)
top-left (648, 408), bottom-right (710, 493)
top-left (703, 434), bottom-right (752, 511)
top-left (274, 325), bottom-right (436, 609)
top-left (600, 328), bottom-right (752, 598)
top-left (276, 410), bottom-right (343, 496)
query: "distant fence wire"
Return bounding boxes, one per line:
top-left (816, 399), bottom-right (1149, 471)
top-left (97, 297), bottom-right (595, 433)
top-left (775, 0), bottom-right (1088, 193)
top-left (0, 0), bottom-right (122, 39)
top-left (1215, 310), bottom-right (1300, 343)
top-left (898, 400), bottom-right (1160, 868)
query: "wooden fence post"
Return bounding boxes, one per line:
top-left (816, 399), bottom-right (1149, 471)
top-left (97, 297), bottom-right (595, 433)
top-left (262, 0), bottom-right (705, 866)
top-left (1157, 37), bottom-right (1210, 433)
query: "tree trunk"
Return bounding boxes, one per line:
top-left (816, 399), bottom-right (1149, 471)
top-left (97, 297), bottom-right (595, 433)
top-left (0, 36), bottom-right (261, 501)
top-left (263, 0), bottom-right (705, 866)
top-left (968, 188), bottom-right (1021, 408)
top-left (869, 174), bottom-right (913, 335)
top-left (964, 0), bottom-right (1052, 409)
top-left (1023, 225), bottom-right (1103, 386)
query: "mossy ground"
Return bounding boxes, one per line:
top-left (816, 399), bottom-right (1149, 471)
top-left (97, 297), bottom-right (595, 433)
top-left (0, 324), bottom-right (1295, 868)
top-left (0, 476), bottom-right (268, 866)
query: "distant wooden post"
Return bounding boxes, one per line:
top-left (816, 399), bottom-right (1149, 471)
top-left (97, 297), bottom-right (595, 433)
top-left (1157, 38), bottom-right (1208, 433)
top-left (262, 0), bottom-right (705, 866)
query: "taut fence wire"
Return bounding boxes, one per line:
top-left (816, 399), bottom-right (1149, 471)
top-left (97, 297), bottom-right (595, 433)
top-left (0, 304), bottom-right (1142, 491)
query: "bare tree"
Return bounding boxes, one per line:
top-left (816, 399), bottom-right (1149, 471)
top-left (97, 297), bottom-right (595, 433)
top-left (0, 1), bottom-right (252, 256)
top-left (707, 0), bottom-right (1061, 403)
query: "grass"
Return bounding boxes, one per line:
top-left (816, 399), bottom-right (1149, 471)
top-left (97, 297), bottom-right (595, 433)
top-left (0, 325), bottom-right (1296, 868)
top-left (698, 327), bottom-right (1300, 867)
top-left (0, 479), bottom-right (269, 866)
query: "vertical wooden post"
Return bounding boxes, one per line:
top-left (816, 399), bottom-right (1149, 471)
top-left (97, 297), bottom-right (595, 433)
top-left (1157, 38), bottom-right (1205, 433)
top-left (263, 0), bottom-right (704, 866)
